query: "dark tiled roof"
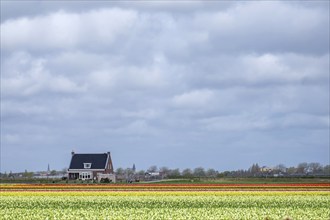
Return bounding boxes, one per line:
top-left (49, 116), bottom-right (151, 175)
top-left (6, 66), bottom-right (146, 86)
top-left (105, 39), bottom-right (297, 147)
top-left (69, 153), bottom-right (108, 169)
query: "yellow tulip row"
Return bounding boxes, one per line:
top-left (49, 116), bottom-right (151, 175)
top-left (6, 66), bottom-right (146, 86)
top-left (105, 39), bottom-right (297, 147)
top-left (1, 191), bottom-right (329, 219)
top-left (1, 190), bottom-right (329, 197)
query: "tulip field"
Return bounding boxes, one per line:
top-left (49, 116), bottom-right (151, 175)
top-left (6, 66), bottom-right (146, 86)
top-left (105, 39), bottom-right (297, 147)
top-left (1, 183), bottom-right (330, 219)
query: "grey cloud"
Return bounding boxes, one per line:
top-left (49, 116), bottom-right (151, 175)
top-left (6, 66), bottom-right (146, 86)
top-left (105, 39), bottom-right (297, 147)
top-left (1, 1), bottom-right (234, 22)
top-left (191, 2), bottom-right (329, 55)
top-left (2, 52), bottom-right (86, 97)
top-left (1, 1), bottom-right (329, 172)
top-left (185, 53), bottom-right (329, 89)
top-left (2, 2), bottom-right (328, 56)
top-left (1, 8), bottom-right (138, 52)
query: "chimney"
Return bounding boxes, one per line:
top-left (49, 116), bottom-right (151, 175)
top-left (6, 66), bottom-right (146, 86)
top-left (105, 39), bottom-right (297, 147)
top-left (71, 151), bottom-right (75, 156)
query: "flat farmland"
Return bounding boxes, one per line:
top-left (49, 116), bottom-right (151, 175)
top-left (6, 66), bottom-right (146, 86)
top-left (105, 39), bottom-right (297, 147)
top-left (1, 183), bottom-right (329, 219)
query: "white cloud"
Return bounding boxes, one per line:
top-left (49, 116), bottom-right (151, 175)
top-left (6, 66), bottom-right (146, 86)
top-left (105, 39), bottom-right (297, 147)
top-left (241, 53), bottom-right (329, 84)
top-left (1, 8), bottom-right (137, 51)
top-left (192, 1), bottom-right (328, 54)
top-left (3, 1), bottom-right (327, 55)
top-left (189, 53), bottom-right (329, 87)
top-left (2, 52), bottom-right (85, 96)
top-left (172, 89), bottom-right (214, 108)
top-left (85, 53), bottom-right (177, 92)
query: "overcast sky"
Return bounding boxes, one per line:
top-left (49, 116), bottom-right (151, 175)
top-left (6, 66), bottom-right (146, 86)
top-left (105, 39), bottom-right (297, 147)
top-left (1, 1), bottom-right (329, 173)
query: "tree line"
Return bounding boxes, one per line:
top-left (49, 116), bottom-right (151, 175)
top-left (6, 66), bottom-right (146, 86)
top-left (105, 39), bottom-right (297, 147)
top-left (1, 162), bottom-right (329, 180)
top-left (115, 162), bottom-right (330, 179)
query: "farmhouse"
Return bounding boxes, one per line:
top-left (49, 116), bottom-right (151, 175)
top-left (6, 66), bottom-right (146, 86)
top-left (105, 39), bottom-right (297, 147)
top-left (68, 151), bottom-right (115, 182)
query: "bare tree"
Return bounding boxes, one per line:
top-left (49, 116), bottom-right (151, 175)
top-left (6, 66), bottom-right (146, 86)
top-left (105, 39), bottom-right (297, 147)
top-left (182, 168), bottom-right (193, 178)
top-left (274, 164), bottom-right (287, 173)
top-left (169, 169), bottom-right (180, 177)
top-left (23, 170), bottom-right (34, 178)
top-left (193, 167), bottom-right (205, 178)
top-left (159, 166), bottom-right (170, 176)
top-left (147, 165), bottom-right (158, 173)
top-left (116, 167), bottom-right (125, 175)
top-left (323, 165), bottom-right (330, 175)
top-left (206, 168), bottom-right (217, 178)
top-left (249, 164), bottom-right (260, 175)
top-left (137, 170), bottom-right (145, 175)
top-left (297, 162), bottom-right (308, 174)
top-left (308, 163), bottom-right (323, 174)
top-left (287, 167), bottom-right (296, 174)
top-left (125, 168), bottom-right (134, 176)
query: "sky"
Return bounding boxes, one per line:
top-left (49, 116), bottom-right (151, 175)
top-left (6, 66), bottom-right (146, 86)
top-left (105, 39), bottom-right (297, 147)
top-left (1, 1), bottom-right (329, 173)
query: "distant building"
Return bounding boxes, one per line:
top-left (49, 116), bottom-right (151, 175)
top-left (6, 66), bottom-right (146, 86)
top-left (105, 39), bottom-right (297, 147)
top-left (260, 166), bottom-right (273, 173)
top-left (144, 172), bottom-right (164, 181)
top-left (67, 151), bottom-right (115, 182)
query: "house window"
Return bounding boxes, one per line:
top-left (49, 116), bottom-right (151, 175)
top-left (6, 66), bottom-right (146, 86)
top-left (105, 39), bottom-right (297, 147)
top-left (79, 172), bottom-right (92, 180)
top-left (84, 163), bottom-right (92, 169)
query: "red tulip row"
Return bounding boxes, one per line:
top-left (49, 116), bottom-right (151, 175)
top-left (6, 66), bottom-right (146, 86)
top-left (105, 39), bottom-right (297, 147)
top-left (1, 183), bottom-right (329, 191)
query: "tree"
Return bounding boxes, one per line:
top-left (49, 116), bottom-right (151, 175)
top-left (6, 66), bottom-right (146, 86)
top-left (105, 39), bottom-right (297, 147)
top-left (50, 170), bottom-right (57, 176)
top-left (2, 172), bottom-right (8, 178)
top-left (287, 167), bottom-right (296, 175)
top-left (137, 170), bottom-right (145, 176)
top-left (159, 167), bottom-right (170, 176)
top-left (23, 170), bottom-right (34, 178)
top-left (168, 168), bottom-right (180, 178)
top-left (8, 171), bottom-right (14, 178)
top-left (218, 171), bottom-right (230, 178)
top-left (182, 168), bottom-right (193, 178)
top-left (62, 168), bottom-right (68, 174)
top-left (308, 163), bottom-right (323, 174)
top-left (274, 164), bottom-right (287, 173)
top-left (255, 163), bottom-right (260, 173)
top-left (249, 164), bottom-right (259, 175)
top-left (323, 165), bottom-right (330, 175)
top-left (115, 168), bottom-right (125, 175)
top-left (193, 167), bottom-right (205, 178)
top-left (147, 165), bottom-right (158, 173)
top-left (125, 168), bottom-right (134, 176)
top-left (297, 162), bottom-right (308, 174)
top-left (206, 168), bottom-right (217, 178)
